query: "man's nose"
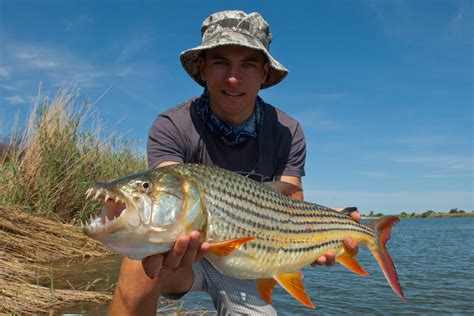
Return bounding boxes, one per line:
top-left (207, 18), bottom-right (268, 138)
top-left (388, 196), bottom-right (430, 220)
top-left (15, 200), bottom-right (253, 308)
top-left (225, 66), bottom-right (242, 84)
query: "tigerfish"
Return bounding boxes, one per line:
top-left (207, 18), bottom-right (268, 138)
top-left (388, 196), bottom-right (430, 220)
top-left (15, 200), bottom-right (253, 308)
top-left (83, 163), bottom-right (406, 308)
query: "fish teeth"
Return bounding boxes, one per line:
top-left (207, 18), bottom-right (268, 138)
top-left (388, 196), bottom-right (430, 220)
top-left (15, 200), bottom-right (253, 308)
top-left (94, 190), bottom-right (102, 200)
top-left (115, 196), bottom-right (120, 203)
top-left (105, 193), bottom-right (110, 202)
top-left (85, 188), bottom-right (93, 199)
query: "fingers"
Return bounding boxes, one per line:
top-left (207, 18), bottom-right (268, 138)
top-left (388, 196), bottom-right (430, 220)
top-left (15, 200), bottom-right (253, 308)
top-left (162, 231), bottom-right (210, 270)
top-left (349, 211), bottom-right (362, 222)
top-left (179, 231), bottom-right (201, 268)
top-left (333, 207), bottom-right (362, 222)
top-left (142, 254), bottom-right (164, 279)
top-left (312, 237), bottom-right (360, 268)
top-left (162, 234), bottom-right (191, 270)
top-left (343, 236), bottom-right (359, 255)
top-left (141, 232), bottom-right (199, 280)
top-left (196, 241), bottom-right (210, 261)
top-left (311, 252), bottom-right (336, 267)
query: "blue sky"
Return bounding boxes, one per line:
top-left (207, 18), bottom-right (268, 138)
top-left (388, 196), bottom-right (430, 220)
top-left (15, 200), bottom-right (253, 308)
top-left (1, 0), bottom-right (472, 214)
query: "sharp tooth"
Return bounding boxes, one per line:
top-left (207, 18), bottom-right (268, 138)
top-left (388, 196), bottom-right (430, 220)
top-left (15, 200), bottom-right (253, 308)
top-left (94, 190), bottom-right (102, 200)
top-left (105, 217), bottom-right (109, 224)
top-left (115, 196), bottom-right (120, 203)
top-left (86, 189), bottom-right (93, 199)
top-left (105, 194), bottom-right (110, 202)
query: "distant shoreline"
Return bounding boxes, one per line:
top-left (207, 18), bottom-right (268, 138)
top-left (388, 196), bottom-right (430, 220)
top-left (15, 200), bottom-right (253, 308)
top-left (363, 212), bottom-right (474, 220)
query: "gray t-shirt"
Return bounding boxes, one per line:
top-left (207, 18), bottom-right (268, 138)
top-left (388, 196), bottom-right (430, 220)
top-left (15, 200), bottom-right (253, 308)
top-left (147, 98), bottom-right (306, 181)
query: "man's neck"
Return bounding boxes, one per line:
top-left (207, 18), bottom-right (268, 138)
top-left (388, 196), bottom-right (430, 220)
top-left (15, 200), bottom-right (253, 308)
top-left (209, 104), bottom-right (255, 125)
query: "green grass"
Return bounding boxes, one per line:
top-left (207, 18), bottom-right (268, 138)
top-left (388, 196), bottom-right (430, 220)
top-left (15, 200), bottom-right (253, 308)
top-left (0, 88), bottom-right (146, 223)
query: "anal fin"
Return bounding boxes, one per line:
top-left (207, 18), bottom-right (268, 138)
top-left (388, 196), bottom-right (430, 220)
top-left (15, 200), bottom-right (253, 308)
top-left (336, 243), bottom-right (368, 275)
top-left (275, 272), bottom-right (315, 309)
top-left (256, 278), bottom-right (277, 304)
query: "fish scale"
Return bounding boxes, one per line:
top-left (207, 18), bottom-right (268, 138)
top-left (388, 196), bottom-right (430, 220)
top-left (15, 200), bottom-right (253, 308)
top-left (170, 164), bottom-right (377, 277)
top-left (84, 163), bottom-right (406, 308)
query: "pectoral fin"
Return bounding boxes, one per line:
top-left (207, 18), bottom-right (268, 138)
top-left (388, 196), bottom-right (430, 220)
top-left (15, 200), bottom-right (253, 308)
top-left (208, 236), bottom-right (255, 256)
top-left (274, 272), bottom-right (315, 309)
top-left (256, 278), bottom-right (277, 304)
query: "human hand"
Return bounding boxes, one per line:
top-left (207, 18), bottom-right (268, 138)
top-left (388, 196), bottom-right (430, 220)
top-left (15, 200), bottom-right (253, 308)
top-left (141, 231), bottom-right (210, 279)
top-left (311, 207), bottom-right (361, 267)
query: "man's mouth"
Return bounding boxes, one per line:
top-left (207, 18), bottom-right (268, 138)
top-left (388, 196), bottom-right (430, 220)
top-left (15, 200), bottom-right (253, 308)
top-left (222, 90), bottom-right (245, 97)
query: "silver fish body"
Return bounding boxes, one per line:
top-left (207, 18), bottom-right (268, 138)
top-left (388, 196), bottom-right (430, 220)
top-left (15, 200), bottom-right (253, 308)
top-left (83, 163), bottom-right (405, 308)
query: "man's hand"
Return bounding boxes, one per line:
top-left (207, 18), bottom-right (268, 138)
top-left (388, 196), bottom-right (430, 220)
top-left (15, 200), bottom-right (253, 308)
top-left (311, 208), bottom-right (361, 267)
top-left (142, 231), bottom-right (210, 279)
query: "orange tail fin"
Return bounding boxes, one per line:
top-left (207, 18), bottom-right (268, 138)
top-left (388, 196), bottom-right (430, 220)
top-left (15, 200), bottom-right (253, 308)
top-left (367, 216), bottom-right (407, 301)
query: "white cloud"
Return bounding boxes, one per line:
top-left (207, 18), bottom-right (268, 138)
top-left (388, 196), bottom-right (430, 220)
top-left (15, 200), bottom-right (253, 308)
top-left (4, 95), bottom-right (25, 105)
top-left (293, 109), bottom-right (346, 133)
top-left (393, 135), bottom-right (468, 147)
top-left (0, 67), bottom-right (9, 78)
top-left (1, 38), bottom-right (158, 93)
top-left (65, 14), bottom-right (94, 31)
top-left (445, 4), bottom-right (472, 42)
top-left (116, 33), bottom-right (154, 63)
top-left (389, 154), bottom-right (473, 171)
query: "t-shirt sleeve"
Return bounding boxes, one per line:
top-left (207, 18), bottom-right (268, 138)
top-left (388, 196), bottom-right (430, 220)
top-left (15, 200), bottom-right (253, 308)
top-left (275, 123), bottom-right (306, 177)
top-left (147, 115), bottom-right (185, 169)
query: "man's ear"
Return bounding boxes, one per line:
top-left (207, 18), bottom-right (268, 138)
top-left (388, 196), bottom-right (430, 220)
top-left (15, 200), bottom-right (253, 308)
top-left (261, 61), bottom-right (270, 84)
top-left (199, 56), bottom-right (206, 82)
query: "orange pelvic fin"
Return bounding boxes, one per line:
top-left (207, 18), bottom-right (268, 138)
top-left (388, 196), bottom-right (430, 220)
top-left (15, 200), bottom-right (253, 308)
top-left (208, 236), bottom-right (255, 256)
top-left (274, 272), bottom-right (315, 309)
top-left (256, 278), bottom-right (277, 304)
top-left (336, 246), bottom-right (368, 276)
top-left (367, 216), bottom-right (407, 301)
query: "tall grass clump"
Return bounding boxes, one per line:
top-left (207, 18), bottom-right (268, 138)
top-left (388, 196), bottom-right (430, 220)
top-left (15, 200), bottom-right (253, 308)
top-left (0, 88), bottom-right (146, 223)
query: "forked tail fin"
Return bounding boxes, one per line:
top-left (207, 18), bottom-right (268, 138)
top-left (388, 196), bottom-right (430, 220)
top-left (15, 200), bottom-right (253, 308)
top-left (367, 215), bottom-right (407, 301)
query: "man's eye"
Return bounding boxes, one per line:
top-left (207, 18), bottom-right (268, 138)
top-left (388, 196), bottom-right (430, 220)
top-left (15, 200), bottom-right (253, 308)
top-left (214, 60), bottom-right (228, 65)
top-left (242, 62), bottom-right (256, 68)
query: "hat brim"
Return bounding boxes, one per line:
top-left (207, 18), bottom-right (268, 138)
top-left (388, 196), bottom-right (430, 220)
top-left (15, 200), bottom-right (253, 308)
top-left (180, 30), bottom-right (288, 89)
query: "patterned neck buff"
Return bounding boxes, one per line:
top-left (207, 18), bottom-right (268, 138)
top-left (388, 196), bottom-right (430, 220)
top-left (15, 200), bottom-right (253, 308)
top-left (194, 89), bottom-right (265, 144)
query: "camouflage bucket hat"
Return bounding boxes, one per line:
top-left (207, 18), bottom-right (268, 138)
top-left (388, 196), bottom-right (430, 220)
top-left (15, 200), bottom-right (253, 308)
top-left (180, 10), bottom-right (288, 89)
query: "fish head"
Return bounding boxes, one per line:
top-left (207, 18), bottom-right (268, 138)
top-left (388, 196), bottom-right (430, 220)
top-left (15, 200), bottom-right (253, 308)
top-left (83, 168), bottom-right (206, 259)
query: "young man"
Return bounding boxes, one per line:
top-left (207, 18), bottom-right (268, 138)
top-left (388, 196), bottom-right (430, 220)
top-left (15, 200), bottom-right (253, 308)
top-left (109, 10), bottom-right (360, 315)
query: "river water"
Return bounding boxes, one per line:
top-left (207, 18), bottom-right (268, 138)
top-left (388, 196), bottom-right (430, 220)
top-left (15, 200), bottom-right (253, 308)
top-left (57, 217), bottom-right (474, 315)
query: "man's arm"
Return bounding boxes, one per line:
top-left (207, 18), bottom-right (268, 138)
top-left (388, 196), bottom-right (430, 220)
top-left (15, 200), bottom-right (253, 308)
top-left (108, 161), bottom-right (210, 316)
top-left (275, 175), bottom-right (304, 200)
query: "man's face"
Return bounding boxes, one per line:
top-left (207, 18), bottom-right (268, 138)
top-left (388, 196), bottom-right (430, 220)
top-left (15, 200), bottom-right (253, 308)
top-left (199, 45), bottom-right (269, 125)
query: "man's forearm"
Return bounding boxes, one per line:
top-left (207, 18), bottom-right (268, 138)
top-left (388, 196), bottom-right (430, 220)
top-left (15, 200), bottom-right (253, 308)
top-left (108, 257), bottom-right (161, 316)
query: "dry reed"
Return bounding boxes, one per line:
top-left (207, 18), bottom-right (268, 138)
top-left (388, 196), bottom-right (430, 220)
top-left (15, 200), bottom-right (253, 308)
top-left (0, 205), bottom-right (113, 314)
top-left (0, 88), bottom-right (146, 222)
top-left (0, 89), bottom-right (212, 314)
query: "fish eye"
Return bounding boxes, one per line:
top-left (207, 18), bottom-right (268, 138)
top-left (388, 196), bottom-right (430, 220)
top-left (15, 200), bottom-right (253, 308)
top-left (133, 180), bottom-right (152, 192)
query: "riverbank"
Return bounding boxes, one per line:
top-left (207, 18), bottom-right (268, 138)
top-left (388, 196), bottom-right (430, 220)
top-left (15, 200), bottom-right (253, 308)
top-left (0, 205), bottom-right (112, 314)
top-left (363, 212), bottom-right (474, 220)
top-left (1, 205), bottom-right (209, 314)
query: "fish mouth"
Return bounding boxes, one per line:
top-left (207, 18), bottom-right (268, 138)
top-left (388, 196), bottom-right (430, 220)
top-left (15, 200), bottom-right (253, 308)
top-left (83, 186), bottom-right (129, 234)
